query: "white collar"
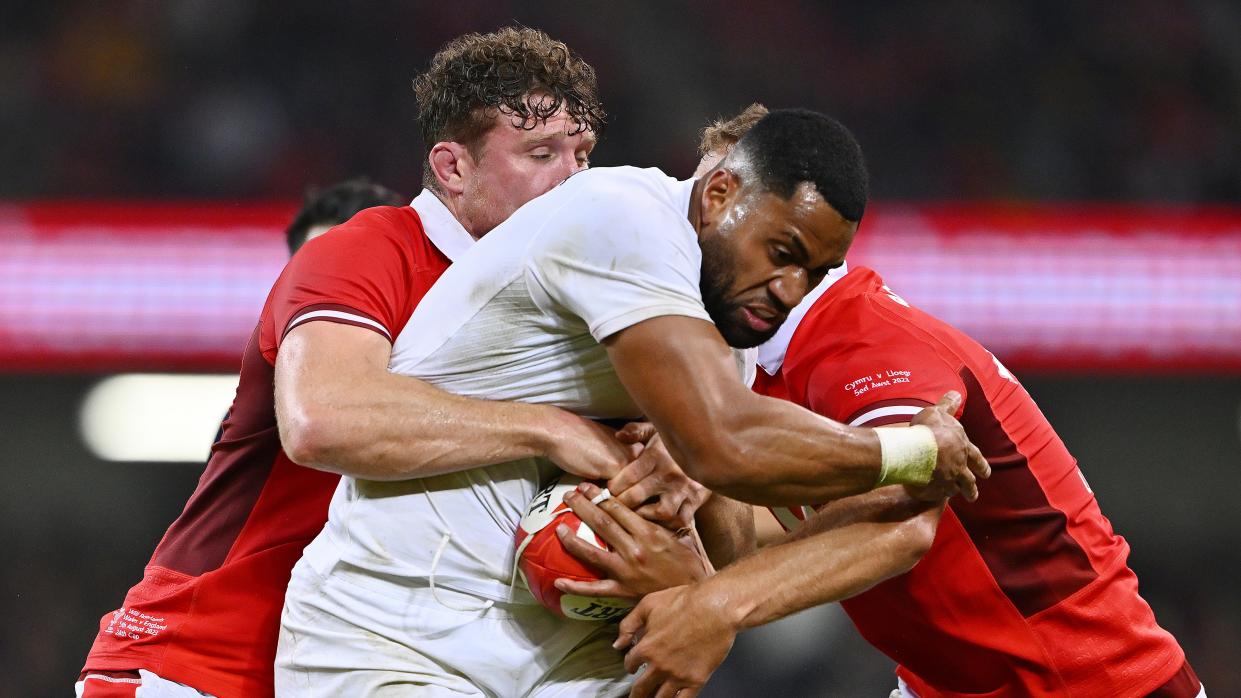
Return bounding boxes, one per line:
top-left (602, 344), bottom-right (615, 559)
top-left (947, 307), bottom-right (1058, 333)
top-left (756, 261), bottom-right (849, 376)
top-left (410, 189), bottom-right (476, 263)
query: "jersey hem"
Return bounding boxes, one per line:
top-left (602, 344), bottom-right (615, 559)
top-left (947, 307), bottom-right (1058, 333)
top-left (82, 654), bottom-right (251, 698)
top-left (897, 645), bottom-right (1184, 698)
top-left (590, 304), bottom-right (712, 342)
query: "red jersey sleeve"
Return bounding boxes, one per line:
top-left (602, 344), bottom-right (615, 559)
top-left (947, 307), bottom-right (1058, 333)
top-left (793, 294), bottom-right (968, 428)
top-left (258, 206), bottom-right (425, 364)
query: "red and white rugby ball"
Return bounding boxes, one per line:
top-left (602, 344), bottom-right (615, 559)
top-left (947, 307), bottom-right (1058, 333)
top-left (515, 473), bottom-right (634, 621)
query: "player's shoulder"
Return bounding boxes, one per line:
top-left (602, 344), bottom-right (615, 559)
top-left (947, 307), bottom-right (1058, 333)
top-left (559, 166), bottom-right (685, 212)
top-left (527, 166), bottom-right (695, 261)
top-left (785, 268), bottom-right (973, 419)
top-left (299, 205), bottom-right (436, 264)
top-left (799, 269), bottom-right (914, 341)
top-left (330, 205), bottom-right (423, 241)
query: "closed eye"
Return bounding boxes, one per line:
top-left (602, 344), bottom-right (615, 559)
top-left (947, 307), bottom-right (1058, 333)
top-left (771, 245), bottom-right (795, 265)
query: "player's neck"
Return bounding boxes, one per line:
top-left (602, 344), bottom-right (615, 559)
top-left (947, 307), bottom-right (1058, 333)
top-left (430, 189), bottom-right (485, 240)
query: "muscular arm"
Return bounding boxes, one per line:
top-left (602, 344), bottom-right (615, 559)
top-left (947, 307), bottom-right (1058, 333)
top-left (693, 493), bottom-right (756, 568)
top-left (275, 322), bottom-right (630, 480)
top-left (614, 483), bottom-right (945, 696)
top-left (712, 488), bottom-right (942, 629)
top-left (603, 316), bottom-right (895, 505)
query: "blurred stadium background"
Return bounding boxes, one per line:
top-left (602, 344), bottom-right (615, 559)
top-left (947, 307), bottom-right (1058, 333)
top-left (3, 1), bottom-right (1240, 695)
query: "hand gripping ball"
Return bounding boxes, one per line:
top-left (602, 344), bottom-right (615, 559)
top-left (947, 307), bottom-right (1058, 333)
top-left (514, 473), bottom-right (634, 621)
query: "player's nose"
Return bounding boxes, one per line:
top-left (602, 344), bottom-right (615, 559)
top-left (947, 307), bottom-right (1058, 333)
top-left (768, 270), bottom-right (810, 313)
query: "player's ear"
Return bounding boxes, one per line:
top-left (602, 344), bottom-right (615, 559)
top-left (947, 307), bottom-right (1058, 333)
top-left (428, 141), bottom-right (472, 196)
top-left (699, 167), bottom-right (739, 227)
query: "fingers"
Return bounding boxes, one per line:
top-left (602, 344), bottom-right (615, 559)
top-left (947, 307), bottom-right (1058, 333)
top-left (955, 469), bottom-right (979, 502)
top-left (557, 521), bottom-right (621, 572)
top-left (625, 649), bottom-right (699, 698)
top-left (655, 682), bottom-right (691, 698)
top-left (675, 499), bottom-right (696, 529)
top-left (650, 490), bottom-right (687, 525)
top-left (968, 443), bottom-right (991, 479)
top-left (572, 485), bottom-right (663, 541)
top-left (659, 684), bottom-right (699, 698)
top-left (616, 421), bottom-right (657, 445)
top-left (616, 599), bottom-right (649, 650)
top-left (627, 658), bottom-right (658, 698)
top-left (609, 451), bottom-right (657, 499)
top-left (935, 390), bottom-right (963, 414)
top-left (955, 442), bottom-right (989, 501)
top-left (553, 576), bottom-right (630, 599)
top-left (560, 496), bottom-right (635, 557)
top-left (624, 640), bottom-right (648, 674)
top-left (634, 498), bottom-right (691, 529)
top-left (633, 490), bottom-right (688, 526)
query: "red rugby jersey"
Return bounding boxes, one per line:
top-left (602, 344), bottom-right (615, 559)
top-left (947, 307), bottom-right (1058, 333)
top-left (759, 267), bottom-right (1189, 697)
top-left (82, 205), bottom-right (452, 698)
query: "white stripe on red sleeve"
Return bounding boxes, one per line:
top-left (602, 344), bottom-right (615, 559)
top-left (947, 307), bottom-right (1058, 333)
top-left (287, 309), bottom-right (392, 340)
top-left (848, 404), bottom-right (925, 427)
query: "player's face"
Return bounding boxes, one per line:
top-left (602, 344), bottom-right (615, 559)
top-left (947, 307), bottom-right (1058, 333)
top-left (459, 105), bottom-right (596, 236)
top-left (698, 177), bottom-right (855, 348)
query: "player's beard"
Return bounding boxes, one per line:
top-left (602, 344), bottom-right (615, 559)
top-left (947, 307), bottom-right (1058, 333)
top-left (699, 234), bottom-right (780, 349)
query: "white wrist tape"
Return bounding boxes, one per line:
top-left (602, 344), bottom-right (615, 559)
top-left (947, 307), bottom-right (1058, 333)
top-left (874, 425), bottom-right (938, 487)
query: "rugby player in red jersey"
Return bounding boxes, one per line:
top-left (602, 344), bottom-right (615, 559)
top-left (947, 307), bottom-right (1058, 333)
top-left (77, 28), bottom-right (633, 698)
top-left (561, 106), bottom-right (1201, 698)
top-left (283, 178), bottom-right (406, 255)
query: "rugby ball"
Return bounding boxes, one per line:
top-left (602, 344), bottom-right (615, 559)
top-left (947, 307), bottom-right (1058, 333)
top-left (515, 473), bottom-right (635, 621)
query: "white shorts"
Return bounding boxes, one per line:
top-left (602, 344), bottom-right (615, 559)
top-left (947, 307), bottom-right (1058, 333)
top-left (75, 669), bottom-right (214, 697)
top-left (275, 559), bottom-right (630, 697)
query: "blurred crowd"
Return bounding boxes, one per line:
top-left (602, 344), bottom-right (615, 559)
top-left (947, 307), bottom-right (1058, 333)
top-left (3, 0), bottom-right (1239, 201)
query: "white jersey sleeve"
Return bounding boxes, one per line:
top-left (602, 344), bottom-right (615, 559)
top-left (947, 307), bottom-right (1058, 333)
top-left (523, 171), bottom-right (712, 342)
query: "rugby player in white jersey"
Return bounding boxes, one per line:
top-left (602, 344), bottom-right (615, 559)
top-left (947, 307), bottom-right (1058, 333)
top-left (275, 109), bottom-right (989, 697)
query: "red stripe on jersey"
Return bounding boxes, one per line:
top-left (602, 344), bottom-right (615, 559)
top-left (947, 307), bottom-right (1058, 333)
top-left (283, 302), bottom-right (391, 341)
top-left (951, 366), bottom-right (1097, 617)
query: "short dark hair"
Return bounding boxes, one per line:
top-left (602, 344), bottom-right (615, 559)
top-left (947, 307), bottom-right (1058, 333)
top-left (733, 108), bottom-right (869, 222)
top-left (413, 27), bottom-right (606, 191)
top-left (285, 178), bottom-right (406, 254)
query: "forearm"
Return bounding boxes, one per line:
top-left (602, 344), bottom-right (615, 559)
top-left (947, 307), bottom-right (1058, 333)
top-left (275, 322), bottom-right (565, 480)
top-left (604, 317), bottom-right (883, 506)
top-left (698, 393), bottom-right (882, 505)
top-left (693, 493), bottom-right (756, 568)
top-left (788, 485), bottom-right (937, 541)
top-left (281, 370), bottom-right (560, 480)
top-left (702, 492), bottom-right (942, 630)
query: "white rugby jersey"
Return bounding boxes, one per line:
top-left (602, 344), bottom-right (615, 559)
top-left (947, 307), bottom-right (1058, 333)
top-left (310, 167), bottom-right (745, 602)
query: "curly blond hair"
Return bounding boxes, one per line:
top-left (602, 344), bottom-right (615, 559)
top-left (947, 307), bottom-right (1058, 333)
top-left (414, 27), bottom-right (606, 188)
